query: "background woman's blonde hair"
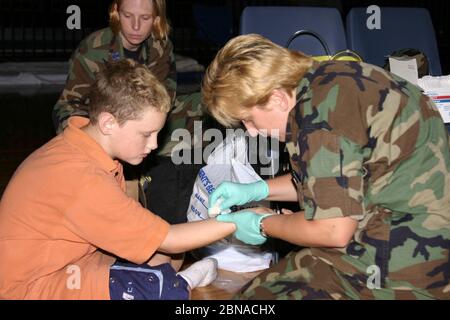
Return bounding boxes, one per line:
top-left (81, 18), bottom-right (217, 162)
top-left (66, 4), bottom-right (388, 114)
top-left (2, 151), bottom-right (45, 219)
top-left (89, 59), bottom-right (170, 125)
top-left (109, 0), bottom-right (170, 40)
top-left (202, 34), bottom-right (313, 127)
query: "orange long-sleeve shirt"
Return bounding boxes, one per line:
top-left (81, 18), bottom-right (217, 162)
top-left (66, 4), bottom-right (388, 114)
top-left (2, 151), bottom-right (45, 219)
top-left (0, 117), bottom-right (170, 299)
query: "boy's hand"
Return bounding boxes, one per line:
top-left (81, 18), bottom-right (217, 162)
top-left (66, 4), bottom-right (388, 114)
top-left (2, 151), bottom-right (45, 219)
top-left (209, 181), bottom-right (269, 214)
top-left (216, 211), bottom-right (271, 245)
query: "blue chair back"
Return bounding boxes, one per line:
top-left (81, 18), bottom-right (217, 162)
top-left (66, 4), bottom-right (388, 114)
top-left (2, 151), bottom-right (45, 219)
top-left (239, 6), bottom-right (347, 56)
top-left (346, 7), bottom-right (442, 75)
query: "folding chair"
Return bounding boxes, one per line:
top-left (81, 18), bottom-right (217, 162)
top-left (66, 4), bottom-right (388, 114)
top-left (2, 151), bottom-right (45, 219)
top-left (346, 7), bottom-right (442, 76)
top-left (239, 6), bottom-right (348, 56)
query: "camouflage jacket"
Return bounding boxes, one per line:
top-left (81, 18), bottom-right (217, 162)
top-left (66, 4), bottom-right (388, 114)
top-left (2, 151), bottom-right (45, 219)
top-left (52, 27), bottom-right (201, 157)
top-left (286, 60), bottom-right (450, 298)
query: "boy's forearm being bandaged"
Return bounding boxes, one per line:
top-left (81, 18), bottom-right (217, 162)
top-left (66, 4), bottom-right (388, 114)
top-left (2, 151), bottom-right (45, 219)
top-left (157, 219), bottom-right (236, 254)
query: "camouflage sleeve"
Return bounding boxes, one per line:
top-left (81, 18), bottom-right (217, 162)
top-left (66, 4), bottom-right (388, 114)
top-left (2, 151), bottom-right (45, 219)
top-left (302, 131), bottom-right (366, 221)
top-left (148, 38), bottom-right (177, 105)
top-left (52, 42), bottom-right (97, 134)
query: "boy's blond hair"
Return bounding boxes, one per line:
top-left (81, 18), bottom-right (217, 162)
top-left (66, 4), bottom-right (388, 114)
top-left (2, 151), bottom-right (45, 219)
top-left (202, 34), bottom-right (313, 127)
top-left (89, 59), bottom-right (170, 125)
top-left (109, 0), bottom-right (170, 40)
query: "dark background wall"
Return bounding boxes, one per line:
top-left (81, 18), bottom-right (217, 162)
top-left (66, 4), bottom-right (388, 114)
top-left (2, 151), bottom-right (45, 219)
top-left (0, 0), bottom-right (449, 73)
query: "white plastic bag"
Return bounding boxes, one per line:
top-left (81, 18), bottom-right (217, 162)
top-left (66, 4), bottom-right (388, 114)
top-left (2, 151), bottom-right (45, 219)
top-left (187, 132), bottom-right (273, 272)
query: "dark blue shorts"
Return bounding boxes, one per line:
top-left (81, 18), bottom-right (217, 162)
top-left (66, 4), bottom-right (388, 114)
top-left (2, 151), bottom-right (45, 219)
top-left (109, 261), bottom-right (189, 300)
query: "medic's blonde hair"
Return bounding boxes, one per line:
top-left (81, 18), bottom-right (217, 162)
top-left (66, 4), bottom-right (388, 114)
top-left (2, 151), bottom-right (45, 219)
top-left (202, 34), bottom-right (313, 127)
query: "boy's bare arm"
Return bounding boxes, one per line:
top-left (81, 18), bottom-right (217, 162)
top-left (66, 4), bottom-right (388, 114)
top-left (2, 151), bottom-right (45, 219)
top-left (157, 219), bottom-right (236, 254)
top-left (262, 212), bottom-right (358, 248)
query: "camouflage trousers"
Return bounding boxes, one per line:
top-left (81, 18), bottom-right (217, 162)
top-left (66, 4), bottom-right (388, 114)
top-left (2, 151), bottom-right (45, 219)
top-left (234, 248), bottom-right (446, 300)
top-left (234, 249), bottom-right (346, 300)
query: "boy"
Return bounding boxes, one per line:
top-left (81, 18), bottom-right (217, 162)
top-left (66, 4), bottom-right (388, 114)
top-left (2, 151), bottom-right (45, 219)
top-left (0, 59), bottom-right (252, 300)
top-left (204, 34), bottom-right (450, 299)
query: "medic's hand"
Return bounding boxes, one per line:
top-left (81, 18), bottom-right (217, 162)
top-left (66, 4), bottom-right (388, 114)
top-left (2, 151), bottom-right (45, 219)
top-left (208, 181), bottom-right (269, 215)
top-left (216, 211), bottom-right (271, 245)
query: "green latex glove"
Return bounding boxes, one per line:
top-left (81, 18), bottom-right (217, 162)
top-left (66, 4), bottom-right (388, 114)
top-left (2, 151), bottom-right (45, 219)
top-left (209, 180), bottom-right (269, 214)
top-left (216, 211), bottom-right (271, 245)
